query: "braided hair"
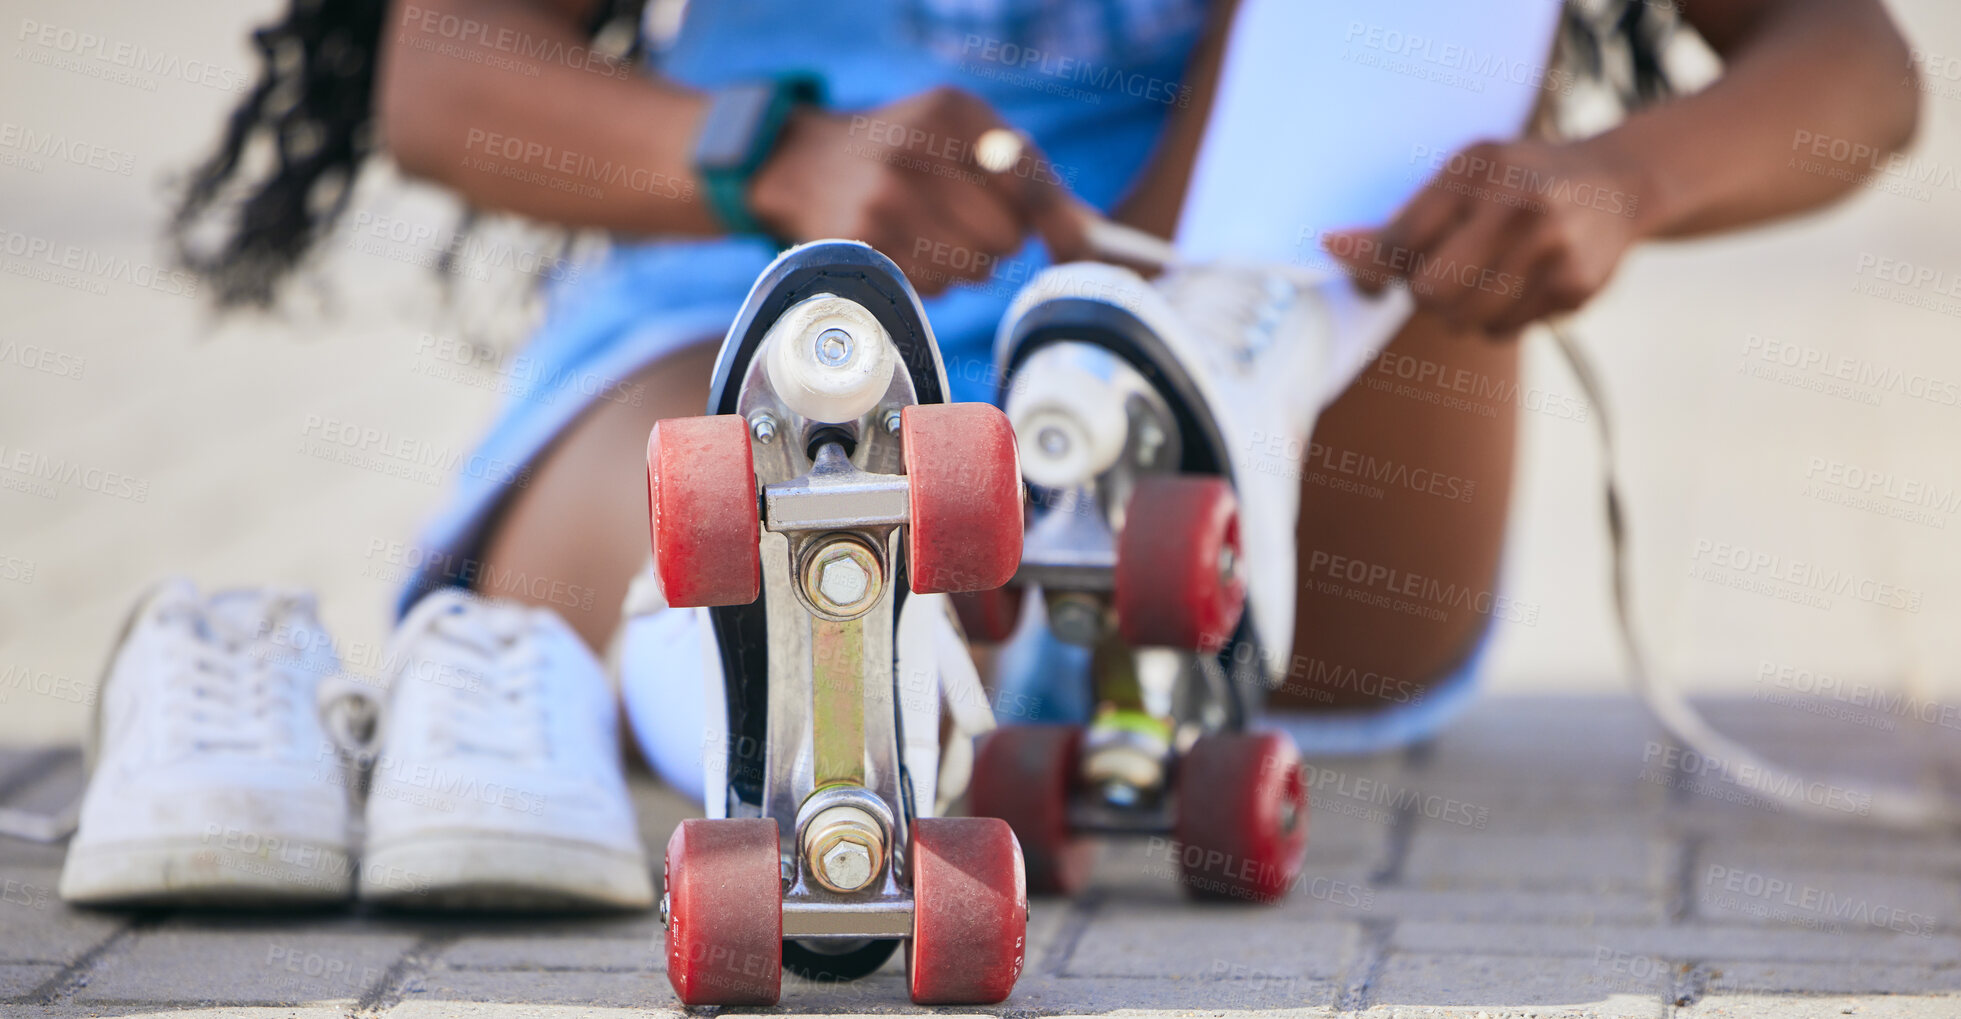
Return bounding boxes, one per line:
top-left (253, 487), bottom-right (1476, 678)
top-left (171, 0), bottom-right (647, 308)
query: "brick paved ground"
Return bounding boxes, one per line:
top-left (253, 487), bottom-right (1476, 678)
top-left (3, 693), bottom-right (1957, 1018)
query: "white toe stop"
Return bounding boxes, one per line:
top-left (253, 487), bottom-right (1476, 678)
top-left (1004, 346), bottom-right (1129, 490)
top-left (761, 294), bottom-right (899, 425)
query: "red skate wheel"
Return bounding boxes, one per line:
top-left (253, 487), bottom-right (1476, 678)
top-left (664, 818), bottom-right (783, 1005)
top-left (951, 585), bottom-right (1026, 644)
top-left (969, 725), bottom-right (1095, 895)
top-left (907, 817), bottom-right (1027, 1004)
top-left (647, 415), bottom-right (761, 607)
top-left (902, 403), bottom-right (1023, 595)
top-left (1114, 475), bottom-right (1246, 651)
top-left (1173, 731), bottom-right (1308, 904)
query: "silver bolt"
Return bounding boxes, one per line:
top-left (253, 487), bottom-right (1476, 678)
top-left (1047, 593), bottom-right (1105, 646)
top-left (1218, 543), bottom-right (1238, 584)
top-left (1136, 420), bottom-right (1165, 466)
top-left (658, 891), bottom-right (670, 929)
top-left (815, 328), bottom-right (854, 368)
top-left (819, 840), bottom-right (875, 892)
top-left (881, 408), bottom-right (903, 434)
top-left (803, 538), bottom-right (882, 617)
top-left (749, 411), bottom-right (778, 444)
top-left (1037, 425), bottom-right (1070, 459)
top-left (818, 555), bottom-right (870, 607)
top-left (802, 804), bottom-right (885, 893)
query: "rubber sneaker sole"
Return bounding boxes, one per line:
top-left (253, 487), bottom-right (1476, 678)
top-left (358, 830), bottom-right (654, 911)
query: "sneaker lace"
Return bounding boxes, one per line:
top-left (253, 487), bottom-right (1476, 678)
top-left (1158, 265), bottom-right (1304, 366)
top-left (157, 593), bottom-right (316, 759)
top-left (416, 600), bottom-right (552, 763)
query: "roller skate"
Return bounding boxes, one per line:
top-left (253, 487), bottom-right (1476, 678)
top-left (961, 260), bottom-right (1410, 903)
top-left (645, 241), bottom-right (1028, 1006)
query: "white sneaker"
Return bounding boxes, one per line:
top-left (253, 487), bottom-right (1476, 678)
top-left (998, 261), bottom-right (1412, 685)
top-left (359, 589), bottom-right (653, 910)
top-left (59, 580), bottom-right (355, 905)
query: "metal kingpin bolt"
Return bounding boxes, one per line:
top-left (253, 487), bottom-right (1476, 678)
top-left (803, 804), bottom-right (885, 893)
top-left (803, 537), bottom-right (882, 617)
top-left (816, 328), bottom-right (855, 367)
top-left (882, 408), bottom-right (903, 434)
top-left (821, 841), bottom-right (874, 891)
top-left (1047, 593), bottom-right (1104, 646)
top-left (658, 891), bottom-right (670, 929)
top-left (749, 411), bottom-right (778, 444)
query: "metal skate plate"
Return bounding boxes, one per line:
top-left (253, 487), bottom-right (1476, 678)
top-left (734, 340), bottom-right (919, 896)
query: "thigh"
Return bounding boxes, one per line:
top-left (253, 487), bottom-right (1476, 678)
top-left (477, 338), bottom-right (722, 652)
top-left (1278, 311), bottom-right (1521, 710)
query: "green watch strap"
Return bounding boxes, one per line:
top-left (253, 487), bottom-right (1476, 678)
top-left (700, 74), bottom-right (824, 241)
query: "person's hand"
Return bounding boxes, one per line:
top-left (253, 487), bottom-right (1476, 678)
top-left (1323, 138), bottom-right (1653, 337)
top-left (748, 87), bottom-right (1087, 295)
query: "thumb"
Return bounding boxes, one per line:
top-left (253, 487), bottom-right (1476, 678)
top-left (1322, 227), bottom-right (1390, 295)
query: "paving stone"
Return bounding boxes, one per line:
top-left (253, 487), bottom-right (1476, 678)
top-left (1689, 856), bottom-right (1960, 936)
top-left (1678, 994), bottom-right (1961, 1018)
top-left (1293, 887), bottom-right (1667, 924)
top-left (73, 927), bottom-right (416, 1004)
top-left (33, 1009), bottom-right (361, 1019)
top-left (0, 962), bottom-right (60, 998)
top-left (1018, 975), bottom-right (1339, 1013)
top-left (391, 1005), bottom-right (681, 1019)
top-left (0, 872), bottom-right (124, 965)
top-left (1025, 897), bottom-right (1073, 960)
top-left (441, 934), bottom-right (657, 971)
top-left (1403, 827), bottom-right (1670, 892)
top-left (1391, 920), bottom-right (1961, 964)
top-left (1062, 904), bottom-right (1357, 979)
top-left (1700, 960), bottom-right (1961, 996)
top-left (403, 967), bottom-right (669, 1010)
top-left (1696, 828), bottom-right (1961, 881)
top-left (1366, 951), bottom-right (1669, 1017)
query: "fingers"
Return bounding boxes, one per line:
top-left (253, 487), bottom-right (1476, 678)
top-left (1415, 202), bottom-right (1531, 331)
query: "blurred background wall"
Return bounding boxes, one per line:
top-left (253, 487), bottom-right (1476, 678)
top-left (0, 0), bottom-right (1956, 745)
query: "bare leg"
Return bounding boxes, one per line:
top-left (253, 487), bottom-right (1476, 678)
top-left (1274, 311), bottom-right (1520, 710)
top-left (476, 339), bottom-right (721, 652)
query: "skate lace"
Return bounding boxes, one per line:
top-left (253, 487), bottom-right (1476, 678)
top-left (416, 600), bottom-right (551, 763)
top-left (1158, 265), bottom-right (1301, 366)
top-left (157, 593), bottom-right (317, 759)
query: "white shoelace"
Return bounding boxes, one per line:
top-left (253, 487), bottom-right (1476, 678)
top-left (1158, 265), bottom-right (1304, 367)
top-left (1549, 323), bottom-right (1961, 829)
top-left (407, 598), bottom-right (552, 763)
top-left (155, 592), bottom-right (319, 760)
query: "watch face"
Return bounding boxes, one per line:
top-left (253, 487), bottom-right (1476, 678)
top-left (696, 83), bottom-right (778, 170)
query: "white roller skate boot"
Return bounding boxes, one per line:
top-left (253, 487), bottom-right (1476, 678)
top-left (964, 261), bottom-right (1410, 902)
top-left (643, 241), bottom-right (1027, 1007)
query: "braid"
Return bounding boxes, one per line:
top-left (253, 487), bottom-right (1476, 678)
top-left (172, 0), bottom-right (386, 307)
top-left (173, 0), bottom-right (651, 309)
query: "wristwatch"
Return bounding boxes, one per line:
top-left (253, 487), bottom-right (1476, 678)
top-left (692, 75), bottom-right (824, 240)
